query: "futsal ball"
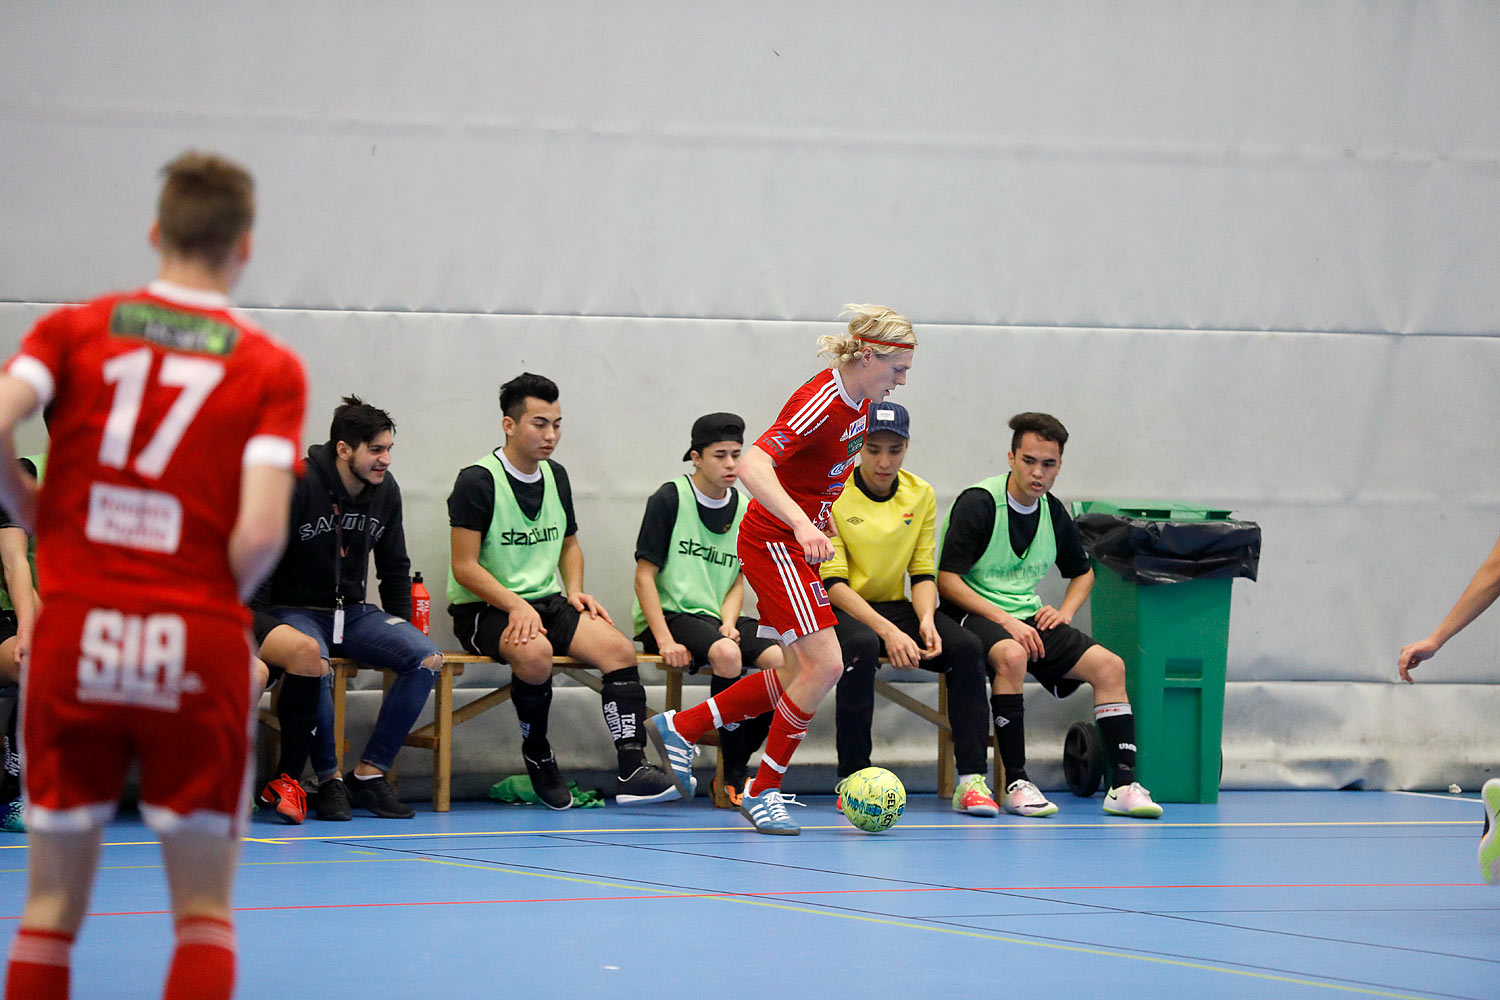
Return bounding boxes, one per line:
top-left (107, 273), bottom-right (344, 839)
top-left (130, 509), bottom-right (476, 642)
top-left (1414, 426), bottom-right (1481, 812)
top-left (840, 767), bottom-right (906, 833)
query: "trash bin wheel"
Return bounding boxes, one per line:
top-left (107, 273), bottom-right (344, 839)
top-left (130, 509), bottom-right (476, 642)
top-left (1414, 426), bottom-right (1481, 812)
top-left (1063, 721), bottom-right (1105, 798)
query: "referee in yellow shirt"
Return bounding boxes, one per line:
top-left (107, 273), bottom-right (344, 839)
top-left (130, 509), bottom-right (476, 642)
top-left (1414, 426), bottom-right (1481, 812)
top-left (821, 404), bottom-right (999, 816)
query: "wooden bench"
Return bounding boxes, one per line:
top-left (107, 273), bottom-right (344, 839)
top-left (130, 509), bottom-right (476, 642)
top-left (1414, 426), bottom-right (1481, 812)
top-left (262, 654), bottom-right (983, 812)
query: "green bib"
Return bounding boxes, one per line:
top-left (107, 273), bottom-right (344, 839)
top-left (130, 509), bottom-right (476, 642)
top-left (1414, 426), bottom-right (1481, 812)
top-left (0, 452), bottom-right (45, 613)
top-left (446, 453), bottom-right (565, 604)
top-left (956, 474), bottom-right (1054, 619)
top-left (632, 477), bottom-right (744, 634)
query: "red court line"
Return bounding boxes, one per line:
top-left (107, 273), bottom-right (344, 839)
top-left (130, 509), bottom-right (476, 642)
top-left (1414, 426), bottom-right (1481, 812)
top-left (2, 881), bottom-right (1476, 921)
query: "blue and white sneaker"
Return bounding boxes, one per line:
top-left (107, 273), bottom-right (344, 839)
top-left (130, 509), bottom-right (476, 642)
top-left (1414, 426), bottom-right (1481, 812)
top-left (644, 710), bottom-right (699, 802)
top-left (0, 797), bottom-right (24, 834)
top-left (1480, 778), bottom-right (1500, 884)
top-left (738, 787), bottom-right (803, 836)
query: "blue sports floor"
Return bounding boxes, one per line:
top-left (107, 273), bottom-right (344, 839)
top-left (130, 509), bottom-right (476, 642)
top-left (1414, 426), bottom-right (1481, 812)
top-left (2, 790), bottom-right (1496, 999)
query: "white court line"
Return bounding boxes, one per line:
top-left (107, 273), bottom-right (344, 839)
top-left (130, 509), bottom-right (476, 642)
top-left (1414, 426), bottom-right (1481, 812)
top-left (1391, 790), bottom-right (1481, 804)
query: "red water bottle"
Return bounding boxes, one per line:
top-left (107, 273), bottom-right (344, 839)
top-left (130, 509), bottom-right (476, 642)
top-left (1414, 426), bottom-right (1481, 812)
top-left (411, 571), bottom-right (431, 635)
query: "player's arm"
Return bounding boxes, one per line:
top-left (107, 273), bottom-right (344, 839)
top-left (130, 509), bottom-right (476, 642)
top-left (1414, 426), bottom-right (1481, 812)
top-left (908, 486), bottom-right (942, 657)
top-left (826, 578), bottom-right (924, 670)
top-left (738, 444), bottom-right (832, 563)
top-left (1037, 568), bottom-right (1093, 630)
top-left (634, 559), bottom-right (690, 668)
top-left (937, 570), bottom-right (1045, 661)
top-left (230, 464), bottom-right (295, 602)
top-left (0, 374), bottom-right (41, 532)
top-left (719, 574), bottom-right (745, 639)
top-left (0, 526), bottom-right (36, 665)
top-left (372, 488), bottom-right (414, 620)
top-left (559, 533), bottom-right (610, 623)
top-left (1398, 532), bottom-right (1500, 682)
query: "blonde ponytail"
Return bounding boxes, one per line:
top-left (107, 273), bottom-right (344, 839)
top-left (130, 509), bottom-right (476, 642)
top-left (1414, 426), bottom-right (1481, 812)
top-left (817, 304), bottom-right (916, 364)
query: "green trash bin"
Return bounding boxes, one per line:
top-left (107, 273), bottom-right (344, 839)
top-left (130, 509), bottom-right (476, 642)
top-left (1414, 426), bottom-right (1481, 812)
top-left (1071, 500), bottom-right (1260, 804)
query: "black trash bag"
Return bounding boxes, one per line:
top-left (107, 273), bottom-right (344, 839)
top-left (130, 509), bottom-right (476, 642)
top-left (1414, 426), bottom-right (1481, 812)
top-left (1074, 513), bottom-right (1260, 586)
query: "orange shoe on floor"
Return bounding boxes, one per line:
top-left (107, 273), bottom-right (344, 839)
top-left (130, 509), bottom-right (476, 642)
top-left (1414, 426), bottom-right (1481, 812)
top-left (258, 773), bottom-right (307, 825)
top-left (711, 777), bottom-right (743, 809)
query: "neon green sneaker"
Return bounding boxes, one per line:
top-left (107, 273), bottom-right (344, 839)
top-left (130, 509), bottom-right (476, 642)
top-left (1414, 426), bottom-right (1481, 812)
top-left (1480, 778), bottom-right (1500, 884)
top-left (952, 775), bottom-right (1000, 817)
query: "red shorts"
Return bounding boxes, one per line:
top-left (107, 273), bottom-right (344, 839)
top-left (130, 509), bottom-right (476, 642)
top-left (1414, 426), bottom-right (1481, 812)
top-left (737, 530), bottom-right (838, 643)
top-left (22, 597), bottom-right (256, 838)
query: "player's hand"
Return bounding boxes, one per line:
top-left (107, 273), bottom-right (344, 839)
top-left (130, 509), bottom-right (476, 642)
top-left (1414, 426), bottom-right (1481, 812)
top-left (659, 640), bottom-right (693, 670)
top-left (1002, 615), bottom-right (1045, 661)
top-left (882, 627), bottom-right (923, 670)
top-left (794, 521), bottom-right (835, 565)
top-left (918, 616), bottom-right (942, 660)
top-left (569, 591), bottom-right (614, 624)
top-left (1397, 637), bottom-right (1440, 683)
top-left (1034, 605), bottom-right (1072, 631)
top-left (502, 604), bottom-right (548, 645)
top-left (718, 621), bottom-right (741, 643)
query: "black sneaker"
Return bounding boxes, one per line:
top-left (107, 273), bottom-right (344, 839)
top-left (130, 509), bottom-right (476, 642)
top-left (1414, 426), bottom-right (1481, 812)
top-left (523, 753), bottom-right (573, 811)
top-left (615, 763), bottom-right (686, 805)
top-left (313, 777), bottom-right (352, 821)
top-left (345, 771), bottom-right (415, 819)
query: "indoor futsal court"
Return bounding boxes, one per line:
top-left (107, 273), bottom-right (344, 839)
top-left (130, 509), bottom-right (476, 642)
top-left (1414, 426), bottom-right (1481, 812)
top-left (4, 4), bottom-right (1500, 1000)
top-left (0, 790), bottom-right (1493, 999)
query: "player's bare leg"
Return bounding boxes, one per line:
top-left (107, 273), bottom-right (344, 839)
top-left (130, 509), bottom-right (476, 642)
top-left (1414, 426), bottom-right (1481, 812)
top-left (160, 830), bottom-right (241, 1000)
top-left (5, 827), bottom-right (103, 999)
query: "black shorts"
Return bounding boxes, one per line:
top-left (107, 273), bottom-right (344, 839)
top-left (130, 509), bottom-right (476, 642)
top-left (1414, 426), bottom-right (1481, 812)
top-left (0, 610), bottom-right (17, 647)
top-left (451, 594), bottom-right (582, 662)
top-left (951, 611), bottom-right (1098, 699)
top-left (249, 607), bottom-right (288, 686)
top-left (636, 612), bottom-right (777, 673)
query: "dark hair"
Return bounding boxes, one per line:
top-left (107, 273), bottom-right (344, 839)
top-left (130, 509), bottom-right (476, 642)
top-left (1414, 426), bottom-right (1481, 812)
top-left (499, 372), bottom-right (559, 421)
top-left (1008, 412), bottom-right (1068, 454)
top-left (156, 151), bottom-right (255, 268)
top-left (330, 395), bottom-right (395, 449)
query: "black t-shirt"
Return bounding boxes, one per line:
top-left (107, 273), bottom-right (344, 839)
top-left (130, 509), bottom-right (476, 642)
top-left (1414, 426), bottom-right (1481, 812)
top-left (634, 479), bottom-right (741, 568)
top-left (446, 454), bottom-right (578, 538)
top-left (0, 458), bottom-right (40, 531)
top-left (939, 478), bottom-right (1090, 579)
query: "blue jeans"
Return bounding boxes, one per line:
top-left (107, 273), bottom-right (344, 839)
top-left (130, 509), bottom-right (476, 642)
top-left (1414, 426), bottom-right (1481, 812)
top-left (270, 604), bottom-right (440, 774)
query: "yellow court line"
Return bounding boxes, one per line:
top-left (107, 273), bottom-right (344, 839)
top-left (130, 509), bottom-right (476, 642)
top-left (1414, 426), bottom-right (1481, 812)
top-left (0, 818), bottom-right (1474, 851)
top-left (2, 858), bottom-right (401, 876)
top-left (415, 856), bottom-right (1440, 1000)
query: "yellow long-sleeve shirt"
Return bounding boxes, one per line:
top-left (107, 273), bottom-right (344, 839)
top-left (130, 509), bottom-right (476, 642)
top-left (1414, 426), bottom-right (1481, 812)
top-left (820, 467), bottom-right (937, 603)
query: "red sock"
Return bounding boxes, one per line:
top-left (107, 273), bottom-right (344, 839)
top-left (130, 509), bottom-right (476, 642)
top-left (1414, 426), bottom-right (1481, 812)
top-left (5, 927), bottom-right (72, 1000)
top-left (747, 692), bottom-right (812, 795)
top-left (675, 669), bottom-right (783, 745)
top-left (162, 917), bottom-right (235, 1000)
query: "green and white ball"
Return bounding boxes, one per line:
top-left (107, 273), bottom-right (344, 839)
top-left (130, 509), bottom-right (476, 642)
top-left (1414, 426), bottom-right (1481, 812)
top-left (840, 767), bottom-right (906, 833)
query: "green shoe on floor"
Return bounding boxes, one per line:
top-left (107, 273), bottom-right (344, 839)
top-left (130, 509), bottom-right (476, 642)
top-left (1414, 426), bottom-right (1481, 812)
top-left (1479, 778), bottom-right (1500, 884)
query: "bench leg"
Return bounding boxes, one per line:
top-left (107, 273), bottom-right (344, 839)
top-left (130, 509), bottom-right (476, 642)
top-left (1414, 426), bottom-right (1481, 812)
top-left (434, 665), bottom-right (453, 812)
top-left (937, 675), bottom-right (955, 800)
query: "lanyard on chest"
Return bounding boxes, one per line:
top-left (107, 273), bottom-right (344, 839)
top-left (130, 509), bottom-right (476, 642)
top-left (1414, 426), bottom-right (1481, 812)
top-left (330, 490), bottom-right (348, 644)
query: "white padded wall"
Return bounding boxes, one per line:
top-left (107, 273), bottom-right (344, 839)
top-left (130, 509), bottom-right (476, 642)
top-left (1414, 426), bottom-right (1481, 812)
top-left (3, 2), bottom-right (1499, 790)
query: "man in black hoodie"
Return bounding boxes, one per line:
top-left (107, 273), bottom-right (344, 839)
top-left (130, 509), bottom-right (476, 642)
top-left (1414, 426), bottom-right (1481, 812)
top-left (254, 396), bottom-right (442, 820)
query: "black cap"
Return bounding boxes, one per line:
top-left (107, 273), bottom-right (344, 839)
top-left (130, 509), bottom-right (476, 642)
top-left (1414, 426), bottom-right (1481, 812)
top-left (683, 412), bottom-right (745, 461)
top-left (867, 401), bottom-right (910, 439)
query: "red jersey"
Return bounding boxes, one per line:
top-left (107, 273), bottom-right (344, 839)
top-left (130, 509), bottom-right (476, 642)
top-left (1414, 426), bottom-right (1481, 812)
top-left (6, 281), bottom-right (306, 623)
top-left (742, 368), bottom-right (868, 541)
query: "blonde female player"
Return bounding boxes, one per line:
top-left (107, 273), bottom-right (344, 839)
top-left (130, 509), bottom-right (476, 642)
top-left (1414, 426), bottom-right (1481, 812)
top-left (646, 305), bottom-right (916, 834)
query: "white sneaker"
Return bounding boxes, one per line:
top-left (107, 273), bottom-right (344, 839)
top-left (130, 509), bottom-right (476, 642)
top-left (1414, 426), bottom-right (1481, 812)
top-left (1103, 781), bottom-right (1164, 819)
top-left (1002, 779), bottom-right (1058, 817)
